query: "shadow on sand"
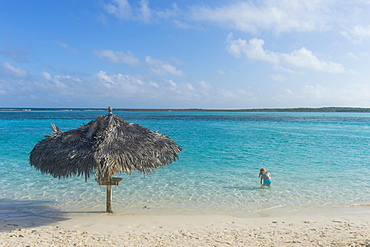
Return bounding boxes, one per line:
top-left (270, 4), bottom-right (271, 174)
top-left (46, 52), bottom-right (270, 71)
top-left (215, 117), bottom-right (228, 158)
top-left (0, 199), bottom-right (105, 232)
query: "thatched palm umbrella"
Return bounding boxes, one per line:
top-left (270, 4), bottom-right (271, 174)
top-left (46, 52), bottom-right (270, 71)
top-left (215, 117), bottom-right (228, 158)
top-left (29, 107), bottom-right (181, 213)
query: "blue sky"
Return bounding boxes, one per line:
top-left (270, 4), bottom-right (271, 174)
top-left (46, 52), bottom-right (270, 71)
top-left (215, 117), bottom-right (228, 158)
top-left (2, 0), bottom-right (370, 109)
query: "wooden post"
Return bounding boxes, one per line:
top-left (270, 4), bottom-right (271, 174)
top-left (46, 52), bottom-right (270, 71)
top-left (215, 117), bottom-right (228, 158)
top-left (106, 185), bottom-right (113, 213)
top-left (100, 177), bottom-right (122, 213)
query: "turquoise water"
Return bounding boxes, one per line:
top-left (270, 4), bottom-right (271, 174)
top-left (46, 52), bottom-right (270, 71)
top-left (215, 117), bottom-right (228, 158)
top-left (1, 110), bottom-right (370, 217)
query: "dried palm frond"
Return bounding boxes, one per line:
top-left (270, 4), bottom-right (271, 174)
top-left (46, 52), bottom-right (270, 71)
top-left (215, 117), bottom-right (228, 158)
top-left (29, 108), bottom-right (182, 183)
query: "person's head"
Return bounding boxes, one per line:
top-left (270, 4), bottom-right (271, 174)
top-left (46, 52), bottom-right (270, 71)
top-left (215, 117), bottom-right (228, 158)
top-left (259, 168), bottom-right (267, 176)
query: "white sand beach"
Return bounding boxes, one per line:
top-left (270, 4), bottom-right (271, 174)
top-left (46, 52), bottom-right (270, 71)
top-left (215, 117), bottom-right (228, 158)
top-left (1, 206), bottom-right (369, 246)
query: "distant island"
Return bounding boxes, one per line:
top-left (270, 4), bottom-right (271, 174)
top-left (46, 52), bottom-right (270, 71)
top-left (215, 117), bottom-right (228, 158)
top-left (129, 107), bottom-right (370, 112)
top-left (0, 108), bottom-right (23, 111)
top-left (2, 107), bottom-right (370, 112)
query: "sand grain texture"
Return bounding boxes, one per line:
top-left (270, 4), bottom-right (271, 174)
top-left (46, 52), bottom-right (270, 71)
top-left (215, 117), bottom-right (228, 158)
top-left (1, 209), bottom-right (370, 246)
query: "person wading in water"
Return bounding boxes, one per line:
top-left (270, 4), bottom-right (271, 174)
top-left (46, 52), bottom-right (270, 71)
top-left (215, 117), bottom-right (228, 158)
top-left (259, 168), bottom-right (272, 188)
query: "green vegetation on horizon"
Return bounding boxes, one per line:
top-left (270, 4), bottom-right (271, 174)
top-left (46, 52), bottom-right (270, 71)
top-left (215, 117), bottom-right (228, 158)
top-left (2, 107), bottom-right (370, 112)
top-left (132, 107), bottom-right (370, 112)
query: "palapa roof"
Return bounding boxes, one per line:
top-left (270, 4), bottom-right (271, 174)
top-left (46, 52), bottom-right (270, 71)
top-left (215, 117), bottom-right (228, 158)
top-left (29, 107), bottom-right (182, 183)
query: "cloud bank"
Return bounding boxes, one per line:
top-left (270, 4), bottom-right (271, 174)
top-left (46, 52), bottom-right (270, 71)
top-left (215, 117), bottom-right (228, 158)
top-left (226, 36), bottom-right (346, 74)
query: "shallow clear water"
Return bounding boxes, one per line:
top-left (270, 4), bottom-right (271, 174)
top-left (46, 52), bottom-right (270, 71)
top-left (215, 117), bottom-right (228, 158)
top-left (1, 110), bottom-right (370, 217)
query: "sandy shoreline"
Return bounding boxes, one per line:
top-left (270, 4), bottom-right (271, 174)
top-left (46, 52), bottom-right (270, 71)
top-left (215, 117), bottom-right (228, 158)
top-left (1, 207), bottom-right (370, 246)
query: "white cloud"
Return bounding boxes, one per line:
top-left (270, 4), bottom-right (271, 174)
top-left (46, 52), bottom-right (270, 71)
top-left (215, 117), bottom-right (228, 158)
top-left (149, 81), bottom-right (159, 88)
top-left (2, 62), bottom-right (28, 77)
top-left (156, 3), bottom-right (179, 18)
top-left (227, 36), bottom-right (278, 63)
top-left (347, 51), bottom-right (368, 59)
top-left (49, 76), bottom-right (76, 93)
top-left (93, 49), bottom-right (139, 66)
top-left (270, 74), bottom-right (286, 82)
top-left (352, 25), bottom-right (370, 37)
top-left (172, 20), bottom-right (194, 29)
top-left (277, 83), bottom-right (370, 107)
top-left (139, 0), bottom-right (151, 23)
top-left (95, 71), bottom-right (139, 94)
top-left (301, 84), bottom-right (325, 98)
top-left (226, 36), bottom-right (346, 74)
top-left (105, 0), bottom-right (132, 20)
top-left (145, 56), bottom-right (184, 76)
top-left (103, 0), bottom-right (332, 34)
top-left (185, 83), bottom-right (195, 91)
top-left (198, 81), bottom-right (212, 91)
top-left (190, 0), bottom-right (330, 34)
top-left (105, 0), bottom-right (178, 23)
top-left (55, 41), bottom-right (78, 54)
top-left (33, 74), bottom-right (83, 96)
top-left (41, 72), bottom-right (52, 80)
top-left (342, 24), bottom-right (370, 43)
top-left (282, 48), bottom-right (345, 73)
top-left (3, 66), bottom-right (370, 108)
top-left (167, 79), bottom-right (177, 87)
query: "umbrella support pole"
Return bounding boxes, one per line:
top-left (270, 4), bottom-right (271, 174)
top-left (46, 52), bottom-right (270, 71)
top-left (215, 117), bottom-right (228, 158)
top-left (101, 177), bottom-right (122, 213)
top-left (106, 185), bottom-right (113, 213)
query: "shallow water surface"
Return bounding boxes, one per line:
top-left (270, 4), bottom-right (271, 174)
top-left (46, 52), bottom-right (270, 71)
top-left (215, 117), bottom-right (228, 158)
top-left (1, 110), bottom-right (370, 217)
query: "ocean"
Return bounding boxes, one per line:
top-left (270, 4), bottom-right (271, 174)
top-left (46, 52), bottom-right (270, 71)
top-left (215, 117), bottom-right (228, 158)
top-left (1, 109), bottom-right (370, 219)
